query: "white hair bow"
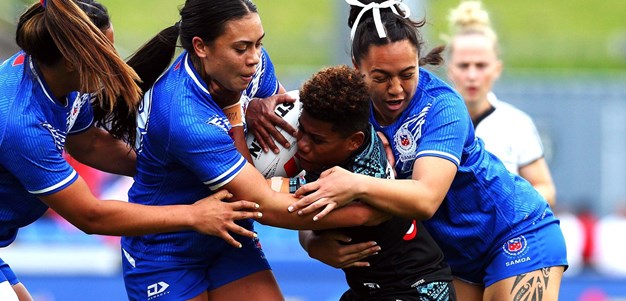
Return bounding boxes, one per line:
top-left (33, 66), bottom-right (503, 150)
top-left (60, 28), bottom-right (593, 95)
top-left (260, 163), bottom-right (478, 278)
top-left (345, 0), bottom-right (411, 40)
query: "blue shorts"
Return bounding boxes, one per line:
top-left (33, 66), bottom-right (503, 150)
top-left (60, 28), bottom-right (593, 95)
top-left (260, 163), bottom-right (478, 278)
top-left (0, 258), bottom-right (19, 286)
top-left (454, 209), bottom-right (568, 287)
top-left (122, 235), bottom-right (271, 301)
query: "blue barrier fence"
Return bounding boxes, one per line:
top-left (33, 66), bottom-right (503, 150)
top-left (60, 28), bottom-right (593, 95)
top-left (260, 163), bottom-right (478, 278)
top-left (5, 224), bottom-right (626, 301)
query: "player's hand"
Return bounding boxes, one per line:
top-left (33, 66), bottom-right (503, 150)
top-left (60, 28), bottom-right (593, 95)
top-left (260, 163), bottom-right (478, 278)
top-left (301, 230), bottom-right (380, 269)
top-left (288, 166), bottom-right (359, 221)
top-left (246, 93), bottom-right (297, 154)
top-left (191, 189), bottom-right (262, 248)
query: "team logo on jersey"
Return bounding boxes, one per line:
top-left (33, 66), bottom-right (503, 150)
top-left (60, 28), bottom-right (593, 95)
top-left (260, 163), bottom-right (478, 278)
top-left (394, 126), bottom-right (416, 161)
top-left (41, 122), bottom-right (66, 152)
top-left (393, 104), bottom-right (430, 176)
top-left (206, 115), bottom-right (231, 133)
top-left (403, 220), bottom-right (418, 240)
top-left (502, 235), bottom-right (528, 257)
top-left (147, 281), bottom-right (170, 299)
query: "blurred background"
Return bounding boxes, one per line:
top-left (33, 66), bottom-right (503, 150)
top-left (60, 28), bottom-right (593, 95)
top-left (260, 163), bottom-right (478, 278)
top-left (1, 0), bottom-right (625, 300)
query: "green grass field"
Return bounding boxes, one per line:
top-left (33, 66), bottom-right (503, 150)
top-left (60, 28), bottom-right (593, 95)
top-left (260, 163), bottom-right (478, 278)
top-left (4, 0), bottom-right (625, 73)
top-left (427, 0), bottom-right (626, 71)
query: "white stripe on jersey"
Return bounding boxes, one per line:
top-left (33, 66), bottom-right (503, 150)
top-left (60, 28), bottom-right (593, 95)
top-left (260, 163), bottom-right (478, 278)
top-left (29, 58), bottom-right (57, 106)
top-left (203, 156), bottom-right (246, 190)
top-left (416, 150), bottom-right (461, 166)
top-left (28, 170), bottom-right (76, 195)
top-left (183, 54), bottom-right (210, 95)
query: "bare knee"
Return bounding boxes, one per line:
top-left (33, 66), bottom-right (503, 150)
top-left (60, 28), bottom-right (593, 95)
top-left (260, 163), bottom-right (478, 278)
top-left (453, 278), bottom-right (483, 301)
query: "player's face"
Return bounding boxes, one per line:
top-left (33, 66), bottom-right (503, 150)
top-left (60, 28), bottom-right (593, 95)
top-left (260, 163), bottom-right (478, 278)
top-left (296, 111), bottom-right (358, 174)
top-left (356, 40), bottom-right (419, 126)
top-left (199, 13), bottom-right (264, 93)
top-left (447, 34), bottom-right (502, 106)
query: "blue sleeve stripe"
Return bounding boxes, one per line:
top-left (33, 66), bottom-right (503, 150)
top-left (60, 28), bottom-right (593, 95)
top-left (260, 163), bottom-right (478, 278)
top-left (28, 170), bottom-right (77, 195)
top-left (203, 156), bottom-right (246, 190)
top-left (416, 150), bottom-right (460, 166)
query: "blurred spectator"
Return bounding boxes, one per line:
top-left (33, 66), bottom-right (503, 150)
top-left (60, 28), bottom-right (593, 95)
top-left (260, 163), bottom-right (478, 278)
top-left (576, 206), bottom-right (598, 268)
top-left (593, 201), bottom-right (626, 277)
top-left (555, 206), bottom-right (585, 276)
top-left (64, 153), bottom-right (108, 197)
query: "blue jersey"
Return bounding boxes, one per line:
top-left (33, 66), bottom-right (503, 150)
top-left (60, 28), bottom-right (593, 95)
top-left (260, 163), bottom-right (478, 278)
top-left (0, 52), bottom-right (94, 247)
top-left (372, 68), bottom-right (552, 272)
top-left (124, 49), bottom-right (280, 262)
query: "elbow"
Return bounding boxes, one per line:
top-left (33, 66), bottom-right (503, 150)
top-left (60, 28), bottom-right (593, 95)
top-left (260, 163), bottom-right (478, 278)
top-left (407, 198), bottom-right (441, 220)
top-left (72, 207), bottom-right (107, 235)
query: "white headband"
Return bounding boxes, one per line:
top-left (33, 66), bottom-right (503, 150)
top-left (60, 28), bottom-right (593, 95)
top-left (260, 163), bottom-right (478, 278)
top-left (346, 0), bottom-right (411, 40)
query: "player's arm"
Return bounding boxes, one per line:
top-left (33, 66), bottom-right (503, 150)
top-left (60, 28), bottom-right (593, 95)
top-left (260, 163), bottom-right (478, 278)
top-left (222, 100), bottom-right (254, 164)
top-left (65, 125), bottom-right (136, 176)
top-left (290, 156), bottom-right (456, 221)
top-left (245, 86), bottom-right (298, 154)
top-left (519, 157), bottom-right (556, 206)
top-left (299, 230), bottom-right (380, 268)
top-left (224, 164), bottom-right (388, 230)
top-left (39, 177), bottom-right (261, 247)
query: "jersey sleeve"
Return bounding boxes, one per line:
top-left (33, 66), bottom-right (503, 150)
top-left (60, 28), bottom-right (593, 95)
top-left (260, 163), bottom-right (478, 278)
top-left (169, 108), bottom-right (246, 191)
top-left (415, 94), bottom-right (470, 167)
top-left (0, 124), bottom-right (77, 196)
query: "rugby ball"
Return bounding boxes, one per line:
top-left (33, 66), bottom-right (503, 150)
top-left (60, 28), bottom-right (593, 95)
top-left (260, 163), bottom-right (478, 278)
top-left (246, 90), bottom-right (302, 178)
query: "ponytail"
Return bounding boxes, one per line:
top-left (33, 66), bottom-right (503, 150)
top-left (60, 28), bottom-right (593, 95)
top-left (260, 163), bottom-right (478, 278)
top-left (17, 0), bottom-right (142, 146)
top-left (126, 24), bottom-right (180, 93)
top-left (92, 23), bottom-right (179, 147)
top-left (42, 0), bottom-right (141, 112)
top-left (419, 45), bottom-right (445, 67)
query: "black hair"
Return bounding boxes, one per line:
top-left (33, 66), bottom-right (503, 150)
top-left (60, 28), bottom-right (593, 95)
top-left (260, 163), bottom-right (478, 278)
top-left (75, 0), bottom-right (110, 31)
top-left (299, 65), bottom-right (370, 137)
top-left (347, 0), bottom-right (444, 67)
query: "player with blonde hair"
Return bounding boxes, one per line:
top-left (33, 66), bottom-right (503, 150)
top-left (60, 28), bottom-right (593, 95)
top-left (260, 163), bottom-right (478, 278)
top-left (446, 1), bottom-right (557, 206)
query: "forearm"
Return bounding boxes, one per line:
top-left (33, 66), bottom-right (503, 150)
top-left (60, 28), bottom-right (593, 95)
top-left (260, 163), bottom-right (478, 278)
top-left (354, 174), bottom-right (441, 220)
top-left (42, 179), bottom-right (195, 236)
top-left (72, 200), bottom-right (196, 236)
top-left (519, 158), bottom-right (556, 206)
top-left (66, 127), bottom-right (136, 176)
top-left (231, 126), bottom-right (254, 164)
top-left (534, 184), bottom-right (556, 207)
top-left (259, 194), bottom-right (373, 230)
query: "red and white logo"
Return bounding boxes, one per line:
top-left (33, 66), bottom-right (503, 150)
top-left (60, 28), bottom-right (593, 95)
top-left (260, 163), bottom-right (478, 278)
top-left (403, 220), bottom-right (418, 241)
top-left (502, 235), bottom-right (528, 257)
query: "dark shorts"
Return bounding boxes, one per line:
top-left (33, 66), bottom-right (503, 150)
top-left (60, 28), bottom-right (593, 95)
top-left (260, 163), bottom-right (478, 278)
top-left (339, 280), bottom-right (456, 301)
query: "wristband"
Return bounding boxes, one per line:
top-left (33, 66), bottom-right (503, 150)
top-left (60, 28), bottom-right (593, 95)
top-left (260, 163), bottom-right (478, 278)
top-left (222, 101), bottom-right (243, 127)
top-left (288, 175), bottom-right (307, 194)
